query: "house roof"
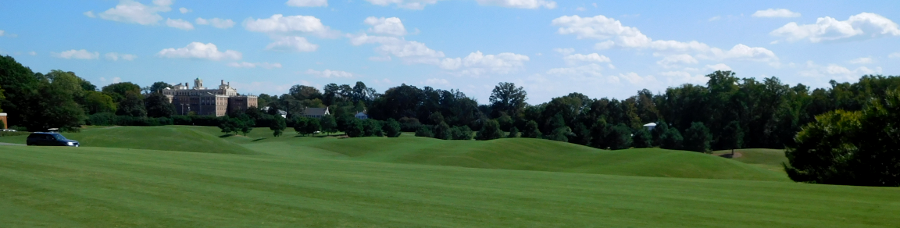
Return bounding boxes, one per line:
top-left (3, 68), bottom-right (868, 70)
top-left (355, 112), bottom-right (368, 116)
top-left (303, 107), bottom-right (329, 116)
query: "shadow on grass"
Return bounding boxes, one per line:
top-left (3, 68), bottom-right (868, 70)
top-left (219, 134), bottom-right (235, 138)
top-left (252, 138), bottom-right (268, 142)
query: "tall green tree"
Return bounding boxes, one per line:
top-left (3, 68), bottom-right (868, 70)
top-left (720, 121), bottom-right (744, 154)
top-left (660, 128), bottom-right (683, 150)
top-left (83, 91), bottom-right (117, 114)
top-left (632, 128), bottom-right (652, 148)
top-left (489, 82), bottom-right (527, 118)
top-left (270, 114), bottom-right (286, 137)
top-left (33, 70), bottom-right (86, 131)
top-left (383, 118), bottom-right (401, 137)
top-left (320, 115), bottom-right (337, 135)
top-left (116, 91), bottom-right (146, 117)
top-left (145, 92), bottom-right (175, 118)
top-left (523, 120), bottom-right (542, 138)
top-left (683, 122), bottom-right (712, 153)
top-left (102, 82), bottom-right (141, 103)
top-left (784, 110), bottom-right (862, 185)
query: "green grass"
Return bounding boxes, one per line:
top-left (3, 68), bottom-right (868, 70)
top-left (1, 145), bottom-right (899, 227)
top-left (0, 126), bottom-right (254, 154)
top-left (713, 148), bottom-right (789, 173)
top-left (1, 126), bottom-right (898, 227)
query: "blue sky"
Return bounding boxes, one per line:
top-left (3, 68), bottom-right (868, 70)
top-left (1, 0), bottom-right (898, 104)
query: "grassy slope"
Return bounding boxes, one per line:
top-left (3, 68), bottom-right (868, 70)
top-left (0, 126), bottom-right (254, 154)
top-left (713, 148), bottom-right (789, 173)
top-left (269, 136), bottom-right (787, 181)
top-left (1, 146), bottom-right (898, 227)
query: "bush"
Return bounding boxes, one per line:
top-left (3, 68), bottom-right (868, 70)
top-left (606, 123), bottom-right (632, 150)
top-left (476, 120), bottom-right (503, 140)
top-left (660, 128), bottom-right (684, 150)
top-left (522, 120), bottom-right (542, 138)
top-left (415, 126), bottom-right (434, 138)
top-left (683, 122), bottom-right (712, 153)
top-left (0, 131), bottom-right (30, 137)
top-left (651, 121), bottom-right (669, 147)
top-left (432, 122), bottom-right (451, 140)
top-left (399, 117), bottom-right (422, 132)
top-left (507, 126), bottom-right (519, 138)
top-left (785, 110), bottom-right (861, 185)
top-left (87, 112), bottom-right (117, 126)
top-left (632, 128), bottom-right (652, 148)
top-left (383, 118), bottom-right (402, 137)
top-left (345, 119), bottom-right (365, 137)
top-left (450, 126), bottom-right (474, 140)
top-left (363, 119), bottom-right (382, 137)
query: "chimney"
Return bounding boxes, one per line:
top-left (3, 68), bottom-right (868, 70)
top-left (221, 80), bottom-right (224, 85)
top-left (228, 82), bottom-right (230, 86)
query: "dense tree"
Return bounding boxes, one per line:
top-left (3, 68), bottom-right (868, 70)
top-left (383, 118), bottom-right (401, 137)
top-left (720, 121), bottom-right (744, 154)
top-left (451, 126), bottom-right (474, 140)
top-left (476, 119), bottom-right (503, 140)
top-left (345, 119), bottom-right (365, 137)
top-left (116, 91), bottom-right (146, 117)
top-left (148, 81), bottom-right (172, 94)
top-left (270, 114), bottom-right (286, 137)
top-left (489, 82), bottom-right (527, 118)
top-left (144, 92), bottom-right (175, 118)
top-left (683, 122), bottom-right (712, 153)
top-left (660, 128), bottom-right (684, 150)
top-left (606, 123), bottom-right (633, 150)
top-left (289, 85), bottom-right (322, 101)
top-left (785, 110), bottom-right (862, 185)
top-left (102, 82), bottom-right (141, 103)
top-left (305, 118), bottom-right (321, 136)
top-left (507, 126), bottom-right (519, 138)
top-left (523, 120), bottom-right (542, 138)
top-left (415, 126), bottom-right (434, 138)
top-left (433, 121), bottom-right (451, 140)
top-left (293, 117), bottom-right (309, 136)
top-left (632, 128), bottom-right (652, 148)
top-left (651, 121), bottom-right (669, 147)
top-left (320, 115), bottom-right (337, 135)
top-left (83, 91), bottom-right (117, 114)
top-left (33, 70), bottom-right (86, 131)
top-left (363, 119), bottom-right (382, 137)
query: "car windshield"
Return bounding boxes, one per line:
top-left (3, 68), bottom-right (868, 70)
top-left (54, 134), bottom-right (66, 140)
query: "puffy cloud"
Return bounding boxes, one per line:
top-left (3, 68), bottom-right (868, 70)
top-left (798, 61), bottom-right (882, 82)
top-left (227, 62), bottom-right (282, 69)
top-left (196, 18), bottom-right (235, 29)
top-left (553, 48), bottom-right (575, 55)
top-left (104, 52), bottom-right (138, 61)
top-left (771, 12), bottom-right (900, 42)
top-left (618, 72), bottom-right (657, 85)
top-left (166, 18), bottom-right (194, 30)
top-left (97, 0), bottom-right (172, 25)
top-left (350, 33), bottom-right (445, 64)
top-left (655, 54), bottom-right (698, 68)
top-left (365, 0), bottom-right (442, 10)
top-left (475, 0), bottom-right (556, 9)
top-left (659, 71), bottom-right (709, 85)
top-left (179, 7), bottom-right (191, 14)
top-left (306, 69), bottom-right (354, 78)
top-left (83, 11), bottom-right (96, 18)
top-left (849, 57), bottom-right (873, 64)
top-left (705, 63), bottom-right (732, 71)
top-left (266, 36), bottom-right (319, 52)
top-left (286, 0), bottom-right (328, 7)
top-left (157, 42), bottom-right (242, 61)
top-left (53, 49), bottom-right (100, 59)
top-left (890, 52), bottom-right (900, 58)
top-left (28, 51), bottom-right (37, 56)
top-left (439, 51), bottom-right (530, 76)
top-left (564, 53), bottom-right (610, 64)
top-left (553, 14), bottom-right (778, 64)
top-left (244, 14), bottom-right (338, 37)
top-left (752, 9), bottom-right (801, 18)
top-left (364, 17), bottom-right (407, 36)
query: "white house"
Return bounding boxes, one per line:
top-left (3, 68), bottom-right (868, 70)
top-left (643, 122), bottom-right (657, 131)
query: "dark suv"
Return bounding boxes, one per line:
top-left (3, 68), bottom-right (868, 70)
top-left (26, 132), bottom-right (80, 147)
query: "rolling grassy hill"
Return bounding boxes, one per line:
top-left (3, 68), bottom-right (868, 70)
top-left (0, 126), bottom-right (255, 154)
top-left (1, 145), bottom-right (898, 227)
top-left (713, 148), bottom-right (789, 173)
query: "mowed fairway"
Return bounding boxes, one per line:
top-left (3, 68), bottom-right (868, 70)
top-left (0, 126), bottom-right (899, 227)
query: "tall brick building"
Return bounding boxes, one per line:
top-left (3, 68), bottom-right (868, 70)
top-left (162, 78), bottom-right (257, 117)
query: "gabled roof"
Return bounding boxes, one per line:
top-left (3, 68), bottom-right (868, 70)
top-left (303, 107), bottom-right (329, 116)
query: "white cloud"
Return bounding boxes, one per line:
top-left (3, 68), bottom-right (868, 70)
top-left (849, 57), bottom-right (873, 64)
top-left (659, 71), bottom-right (709, 85)
top-left (306, 69), bottom-right (354, 78)
top-left (890, 52), bottom-right (900, 58)
top-left (0, 30), bottom-right (4, 36)
top-left (553, 48), bottom-right (575, 55)
top-left (705, 63), bottom-right (732, 71)
top-left (798, 61), bottom-right (882, 82)
top-left (244, 14), bottom-right (338, 38)
top-left (166, 18), bottom-right (194, 30)
top-left (655, 54), bottom-right (698, 68)
top-left (286, 0), bottom-right (328, 7)
top-left (364, 17), bottom-right (407, 36)
top-left (266, 36), bottom-right (319, 52)
top-left (83, 11), bottom-right (96, 18)
top-left (576, 7), bottom-right (586, 12)
top-left (196, 18), bottom-right (235, 29)
top-left (53, 49), bottom-right (100, 60)
top-left (618, 72), bottom-right (657, 85)
top-left (553, 14), bottom-right (778, 64)
top-left (228, 62), bottom-right (282, 69)
top-left (771, 12), bottom-right (900, 42)
top-left (350, 33), bottom-right (445, 64)
top-left (475, 0), bottom-right (557, 9)
top-left (179, 7), bottom-right (191, 14)
top-left (113, 77), bottom-right (122, 83)
top-left (752, 9), bottom-right (801, 18)
top-left (425, 78), bottom-right (450, 85)
top-left (365, 0), bottom-right (443, 10)
top-left (708, 16), bottom-right (721, 22)
top-left (439, 51), bottom-right (530, 76)
top-left (104, 52), bottom-right (138, 61)
top-left (564, 53), bottom-right (610, 64)
top-left (28, 51), bottom-right (37, 56)
top-left (157, 42), bottom-right (242, 61)
top-left (97, 0), bottom-right (172, 25)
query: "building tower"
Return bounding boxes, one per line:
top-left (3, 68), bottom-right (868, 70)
top-left (194, 78), bottom-right (204, 89)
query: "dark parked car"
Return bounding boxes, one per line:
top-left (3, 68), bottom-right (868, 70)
top-left (26, 132), bottom-right (80, 147)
